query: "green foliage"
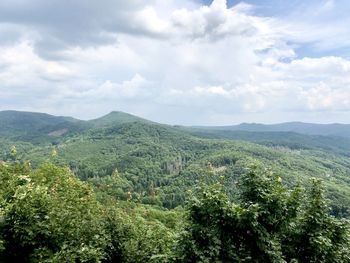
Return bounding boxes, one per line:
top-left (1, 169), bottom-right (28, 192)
top-left (1, 160), bottom-right (350, 263)
top-left (0, 163), bottom-right (107, 262)
top-left (283, 179), bottom-right (350, 263)
top-left (176, 165), bottom-right (350, 263)
top-left (100, 203), bottom-right (177, 263)
top-left (0, 162), bottom-right (179, 262)
top-left (9, 145), bottom-right (17, 160)
top-left (89, 169), bottom-right (133, 202)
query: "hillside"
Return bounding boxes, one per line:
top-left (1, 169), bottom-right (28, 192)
top-left (1, 111), bottom-right (350, 216)
top-left (0, 110), bottom-right (149, 144)
top-left (88, 111), bottom-right (152, 127)
top-left (183, 128), bottom-right (350, 156)
top-left (0, 110), bottom-right (87, 144)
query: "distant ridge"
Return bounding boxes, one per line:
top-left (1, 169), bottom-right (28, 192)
top-left (193, 122), bottom-right (350, 138)
top-left (1, 110), bottom-right (350, 140)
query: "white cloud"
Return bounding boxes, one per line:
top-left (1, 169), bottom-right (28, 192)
top-left (281, 56), bottom-right (350, 78)
top-left (85, 74), bottom-right (152, 99)
top-left (0, 42), bottom-right (75, 86)
top-left (0, 0), bottom-right (350, 124)
top-left (301, 82), bottom-right (350, 111)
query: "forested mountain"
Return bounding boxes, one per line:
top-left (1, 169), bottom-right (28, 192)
top-left (88, 111), bottom-right (152, 127)
top-left (1, 111), bottom-right (350, 215)
top-left (0, 110), bottom-right (148, 144)
top-left (183, 128), bottom-right (350, 156)
top-left (1, 111), bottom-right (350, 262)
top-left (0, 110), bottom-right (87, 144)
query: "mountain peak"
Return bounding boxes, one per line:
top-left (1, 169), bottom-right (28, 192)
top-left (88, 111), bottom-right (151, 127)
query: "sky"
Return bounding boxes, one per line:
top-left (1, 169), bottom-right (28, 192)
top-left (1, 0), bottom-right (350, 125)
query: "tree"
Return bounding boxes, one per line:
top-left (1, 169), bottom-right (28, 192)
top-left (9, 146), bottom-right (17, 161)
top-left (176, 164), bottom-right (350, 263)
top-left (0, 162), bottom-right (178, 262)
top-left (284, 179), bottom-right (350, 263)
top-left (0, 163), bottom-right (108, 262)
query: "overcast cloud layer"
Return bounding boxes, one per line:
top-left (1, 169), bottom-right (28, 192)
top-left (1, 0), bottom-right (350, 125)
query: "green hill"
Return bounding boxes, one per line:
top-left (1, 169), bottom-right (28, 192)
top-left (0, 110), bottom-right (151, 144)
top-left (0, 110), bottom-right (87, 144)
top-left (88, 111), bottom-right (152, 127)
top-left (1, 111), bottom-right (350, 216)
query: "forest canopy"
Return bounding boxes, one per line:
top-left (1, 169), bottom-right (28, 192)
top-left (1, 161), bottom-right (349, 262)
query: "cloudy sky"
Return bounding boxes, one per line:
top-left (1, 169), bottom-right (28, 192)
top-left (1, 0), bottom-right (350, 125)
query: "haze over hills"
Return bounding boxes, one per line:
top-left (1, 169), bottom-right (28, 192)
top-left (192, 122), bottom-right (350, 138)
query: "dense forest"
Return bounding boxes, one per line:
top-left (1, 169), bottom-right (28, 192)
top-left (1, 162), bottom-right (349, 262)
top-left (1, 111), bottom-right (350, 262)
